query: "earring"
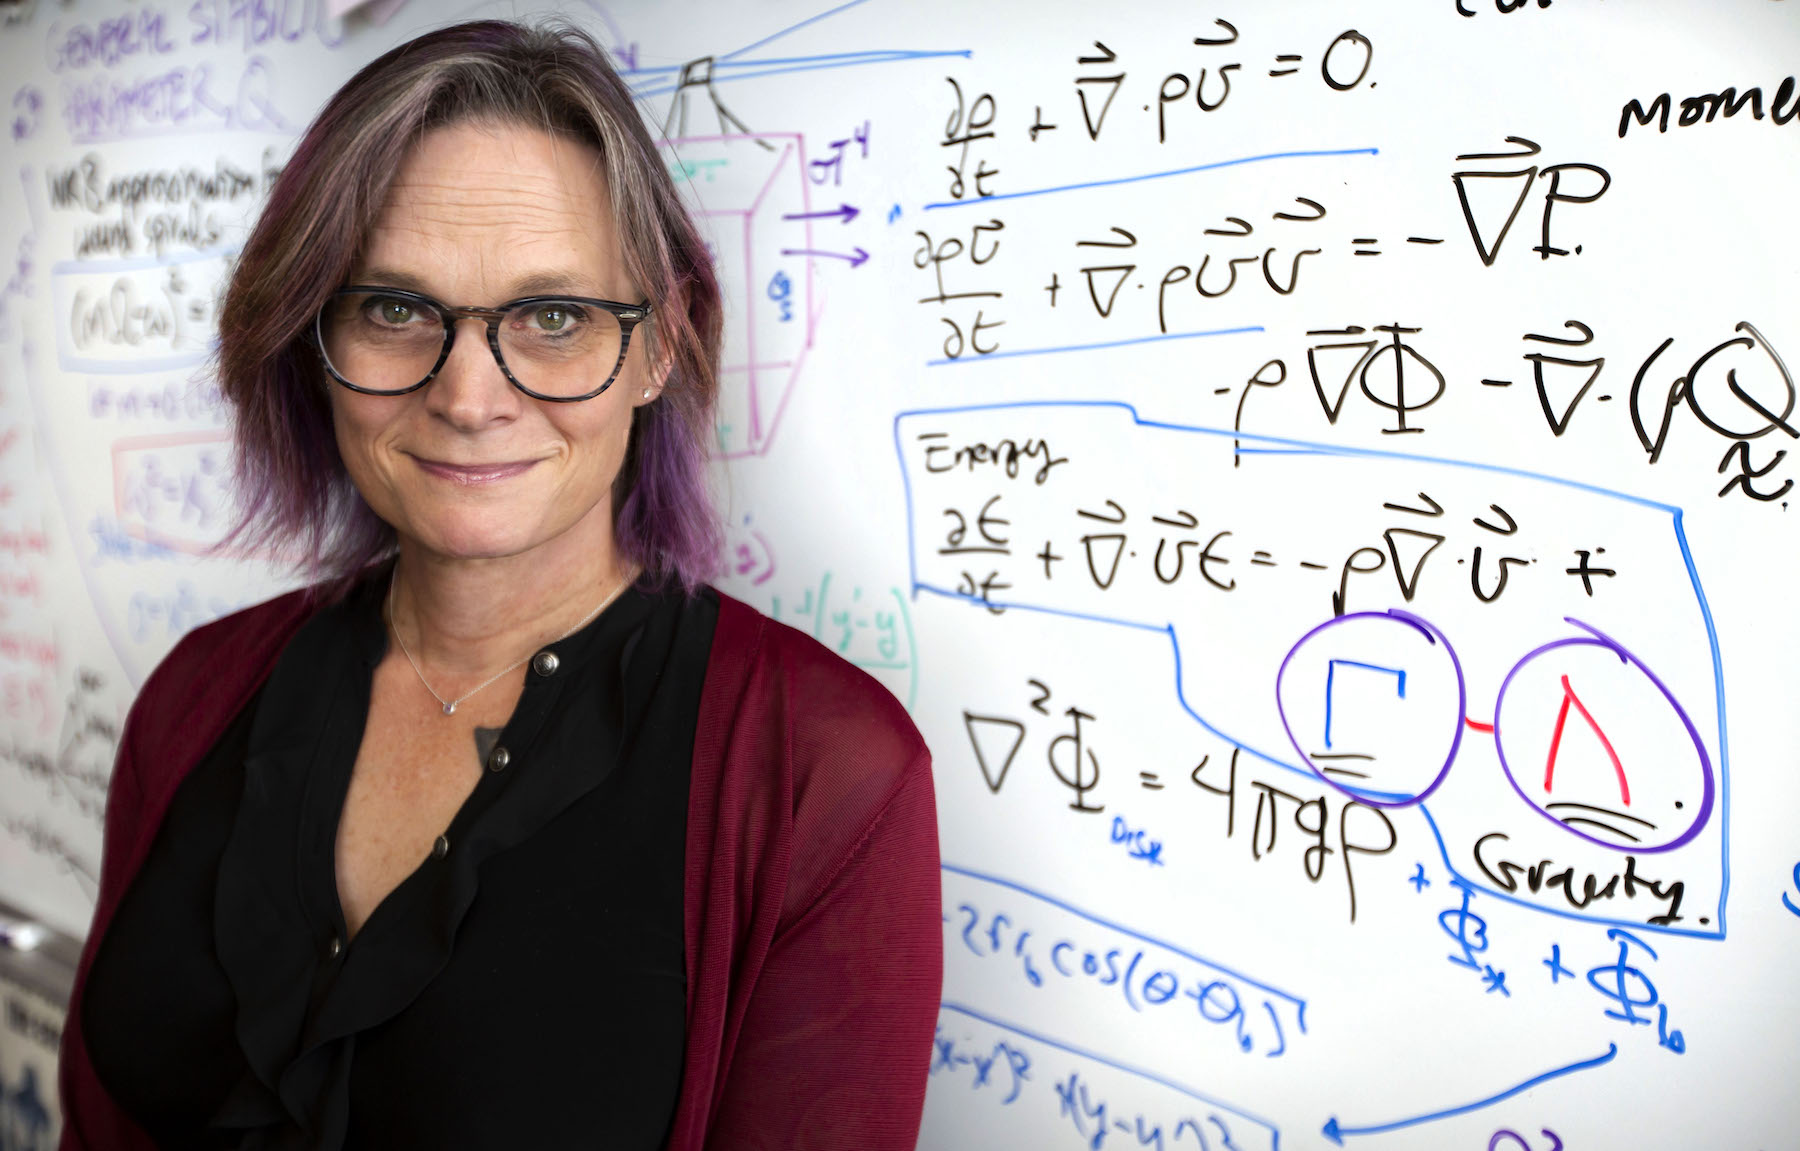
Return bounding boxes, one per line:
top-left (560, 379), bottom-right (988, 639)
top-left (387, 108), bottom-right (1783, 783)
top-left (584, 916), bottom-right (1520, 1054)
top-left (642, 388), bottom-right (653, 399)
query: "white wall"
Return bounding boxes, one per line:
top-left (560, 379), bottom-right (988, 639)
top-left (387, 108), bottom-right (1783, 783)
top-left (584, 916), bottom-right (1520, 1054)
top-left (2, 1), bottom-right (1797, 1146)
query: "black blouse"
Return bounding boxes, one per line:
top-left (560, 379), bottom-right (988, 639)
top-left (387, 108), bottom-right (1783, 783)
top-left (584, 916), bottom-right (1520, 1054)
top-left (83, 575), bottom-right (718, 1150)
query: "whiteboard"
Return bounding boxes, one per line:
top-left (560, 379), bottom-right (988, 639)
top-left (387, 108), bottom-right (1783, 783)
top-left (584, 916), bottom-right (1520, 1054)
top-left (3, 0), bottom-right (1798, 1147)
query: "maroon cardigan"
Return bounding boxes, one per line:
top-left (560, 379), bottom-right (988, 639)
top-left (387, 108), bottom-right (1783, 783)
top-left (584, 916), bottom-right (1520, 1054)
top-left (59, 588), bottom-right (942, 1149)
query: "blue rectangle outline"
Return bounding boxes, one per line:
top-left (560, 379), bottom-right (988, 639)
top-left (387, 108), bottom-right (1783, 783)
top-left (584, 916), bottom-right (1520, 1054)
top-left (937, 999), bottom-right (1283, 1148)
top-left (941, 860), bottom-right (1307, 1010)
top-left (896, 400), bottom-right (1730, 940)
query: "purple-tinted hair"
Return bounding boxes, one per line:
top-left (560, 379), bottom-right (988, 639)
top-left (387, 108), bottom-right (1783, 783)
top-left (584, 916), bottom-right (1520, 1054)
top-left (217, 19), bottom-right (722, 593)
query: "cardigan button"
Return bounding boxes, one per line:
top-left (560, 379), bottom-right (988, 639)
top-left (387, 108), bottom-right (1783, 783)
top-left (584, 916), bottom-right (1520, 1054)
top-left (531, 650), bottom-right (560, 677)
top-left (327, 935), bottom-right (342, 960)
top-left (487, 746), bottom-right (510, 773)
top-left (432, 834), bottom-right (450, 859)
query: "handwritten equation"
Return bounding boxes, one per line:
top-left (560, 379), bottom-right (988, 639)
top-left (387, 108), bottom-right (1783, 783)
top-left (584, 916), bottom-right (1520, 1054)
top-left (902, 402), bottom-right (1726, 936)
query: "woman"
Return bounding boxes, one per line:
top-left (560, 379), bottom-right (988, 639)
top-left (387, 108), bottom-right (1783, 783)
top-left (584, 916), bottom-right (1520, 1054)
top-left (58, 19), bottom-right (941, 1150)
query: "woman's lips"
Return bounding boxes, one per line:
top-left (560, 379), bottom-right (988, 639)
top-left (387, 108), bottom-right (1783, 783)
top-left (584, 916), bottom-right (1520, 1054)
top-left (412, 456), bottom-right (539, 485)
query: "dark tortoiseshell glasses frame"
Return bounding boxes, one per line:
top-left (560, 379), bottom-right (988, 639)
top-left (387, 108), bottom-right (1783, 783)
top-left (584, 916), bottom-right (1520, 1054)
top-left (314, 286), bottom-right (653, 403)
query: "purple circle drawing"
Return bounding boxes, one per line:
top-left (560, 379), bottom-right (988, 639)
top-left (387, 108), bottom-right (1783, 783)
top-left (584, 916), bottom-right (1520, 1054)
top-left (1493, 627), bottom-right (1713, 854)
top-left (1275, 609), bottom-right (1466, 808)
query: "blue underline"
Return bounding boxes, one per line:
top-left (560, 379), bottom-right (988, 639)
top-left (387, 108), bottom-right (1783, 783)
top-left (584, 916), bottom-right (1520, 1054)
top-left (923, 147), bottom-right (1380, 210)
top-left (1326, 1044), bottom-right (1617, 1141)
top-left (927, 326), bottom-right (1262, 366)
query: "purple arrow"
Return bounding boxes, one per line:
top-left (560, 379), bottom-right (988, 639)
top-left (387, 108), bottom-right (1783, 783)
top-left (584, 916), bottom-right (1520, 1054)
top-left (782, 203), bottom-right (860, 224)
top-left (780, 247), bottom-right (869, 267)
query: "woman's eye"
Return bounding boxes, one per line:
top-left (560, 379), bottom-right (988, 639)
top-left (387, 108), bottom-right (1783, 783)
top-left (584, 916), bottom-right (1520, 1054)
top-left (527, 303), bottom-right (584, 333)
top-left (374, 299), bottom-right (414, 325)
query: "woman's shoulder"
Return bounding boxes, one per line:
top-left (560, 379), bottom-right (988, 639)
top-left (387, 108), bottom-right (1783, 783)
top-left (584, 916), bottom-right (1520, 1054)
top-left (139, 587), bottom-right (319, 704)
top-left (705, 588), bottom-right (927, 771)
top-left (701, 588), bottom-right (937, 915)
top-left (126, 586), bottom-right (323, 765)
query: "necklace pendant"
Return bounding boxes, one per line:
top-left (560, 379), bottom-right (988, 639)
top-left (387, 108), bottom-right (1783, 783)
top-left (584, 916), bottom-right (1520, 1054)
top-left (442, 701), bottom-right (457, 716)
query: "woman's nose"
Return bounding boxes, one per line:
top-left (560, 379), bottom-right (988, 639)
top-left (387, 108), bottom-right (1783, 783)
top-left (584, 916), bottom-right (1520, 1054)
top-left (423, 315), bottom-right (523, 428)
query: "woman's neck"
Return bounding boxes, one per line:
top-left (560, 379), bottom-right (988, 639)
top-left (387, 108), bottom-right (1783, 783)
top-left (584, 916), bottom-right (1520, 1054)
top-left (386, 520), bottom-right (631, 684)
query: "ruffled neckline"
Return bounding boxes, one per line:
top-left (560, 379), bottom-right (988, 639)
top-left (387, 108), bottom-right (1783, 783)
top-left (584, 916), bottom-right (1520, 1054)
top-left (208, 573), bottom-right (656, 1147)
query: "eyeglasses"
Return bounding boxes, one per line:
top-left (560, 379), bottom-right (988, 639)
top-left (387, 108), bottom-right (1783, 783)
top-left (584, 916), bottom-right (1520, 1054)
top-left (314, 286), bottom-right (652, 402)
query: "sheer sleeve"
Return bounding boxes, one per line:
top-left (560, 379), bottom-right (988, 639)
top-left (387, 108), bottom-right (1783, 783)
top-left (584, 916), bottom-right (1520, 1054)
top-left (59, 591), bottom-right (315, 1151)
top-left (703, 753), bottom-right (941, 1150)
top-left (674, 597), bottom-right (942, 1151)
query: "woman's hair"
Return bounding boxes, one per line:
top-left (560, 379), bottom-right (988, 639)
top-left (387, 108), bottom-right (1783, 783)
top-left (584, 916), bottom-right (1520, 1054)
top-left (216, 19), bottom-right (722, 593)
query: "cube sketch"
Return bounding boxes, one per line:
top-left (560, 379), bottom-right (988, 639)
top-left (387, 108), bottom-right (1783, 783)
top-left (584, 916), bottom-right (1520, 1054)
top-left (660, 132), bottom-right (817, 458)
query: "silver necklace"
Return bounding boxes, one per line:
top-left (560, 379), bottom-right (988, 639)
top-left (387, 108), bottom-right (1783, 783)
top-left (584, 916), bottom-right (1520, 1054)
top-left (386, 573), bottom-right (630, 716)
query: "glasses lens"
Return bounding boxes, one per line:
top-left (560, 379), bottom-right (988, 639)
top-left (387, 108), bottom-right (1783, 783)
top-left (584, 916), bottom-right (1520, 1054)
top-left (319, 291), bottom-right (445, 393)
top-left (497, 300), bottom-right (625, 398)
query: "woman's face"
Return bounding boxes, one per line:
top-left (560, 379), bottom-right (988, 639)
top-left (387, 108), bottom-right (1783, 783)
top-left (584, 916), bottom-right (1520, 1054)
top-left (328, 121), bottom-right (657, 566)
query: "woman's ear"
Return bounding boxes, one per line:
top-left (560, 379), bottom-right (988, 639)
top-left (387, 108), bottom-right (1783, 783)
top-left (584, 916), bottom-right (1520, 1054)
top-left (632, 321), bottom-right (675, 407)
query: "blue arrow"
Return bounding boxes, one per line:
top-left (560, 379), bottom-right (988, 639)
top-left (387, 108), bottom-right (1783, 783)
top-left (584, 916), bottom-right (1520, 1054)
top-left (1321, 1044), bottom-right (1617, 1144)
top-left (782, 203), bottom-right (860, 223)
